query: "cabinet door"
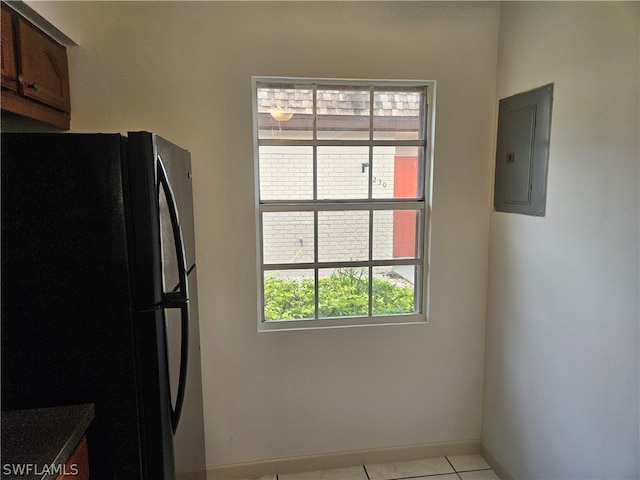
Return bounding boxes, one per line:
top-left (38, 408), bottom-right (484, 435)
top-left (16, 17), bottom-right (70, 112)
top-left (1, 5), bottom-right (18, 91)
top-left (55, 436), bottom-right (90, 480)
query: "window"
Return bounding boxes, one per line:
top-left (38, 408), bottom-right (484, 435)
top-left (253, 77), bottom-right (434, 331)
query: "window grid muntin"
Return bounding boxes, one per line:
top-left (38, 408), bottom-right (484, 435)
top-left (256, 79), bottom-right (428, 324)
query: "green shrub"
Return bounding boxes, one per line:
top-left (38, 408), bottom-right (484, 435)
top-left (264, 269), bottom-right (414, 321)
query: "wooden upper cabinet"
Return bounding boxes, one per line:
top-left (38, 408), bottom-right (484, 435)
top-left (1, 4), bottom-right (18, 91)
top-left (16, 16), bottom-right (70, 113)
top-left (1, 2), bottom-right (71, 129)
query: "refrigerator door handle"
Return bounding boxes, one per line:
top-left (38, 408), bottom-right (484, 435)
top-left (157, 155), bottom-right (188, 305)
top-left (157, 154), bottom-right (190, 433)
top-left (170, 303), bottom-right (189, 433)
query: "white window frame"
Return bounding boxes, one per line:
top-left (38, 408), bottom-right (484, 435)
top-left (253, 77), bottom-right (436, 331)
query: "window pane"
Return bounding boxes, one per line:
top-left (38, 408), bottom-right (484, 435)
top-left (257, 85), bottom-right (313, 140)
top-left (259, 146), bottom-right (313, 200)
top-left (318, 210), bottom-right (369, 262)
top-left (372, 265), bottom-right (417, 315)
top-left (263, 269), bottom-right (315, 321)
top-left (372, 209), bottom-right (421, 260)
top-left (318, 267), bottom-right (369, 318)
top-left (262, 211), bottom-right (314, 264)
top-left (317, 146), bottom-right (369, 200)
top-left (372, 146), bottom-right (424, 199)
top-left (317, 86), bottom-right (370, 140)
top-left (371, 146), bottom-right (394, 199)
top-left (371, 210), bottom-right (393, 260)
top-left (373, 87), bottom-right (424, 140)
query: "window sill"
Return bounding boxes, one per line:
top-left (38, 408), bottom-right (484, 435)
top-left (257, 313), bottom-right (427, 332)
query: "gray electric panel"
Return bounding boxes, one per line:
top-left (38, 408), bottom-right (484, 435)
top-left (494, 84), bottom-right (553, 216)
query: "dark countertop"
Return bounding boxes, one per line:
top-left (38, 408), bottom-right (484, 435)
top-left (1, 403), bottom-right (95, 480)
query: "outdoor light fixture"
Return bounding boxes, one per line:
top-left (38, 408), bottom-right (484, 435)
top-left (269, 107), bottom-right (293, 122)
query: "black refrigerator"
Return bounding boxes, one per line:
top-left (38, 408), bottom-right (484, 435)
top-left (1, 132), bottom-right (206, 479)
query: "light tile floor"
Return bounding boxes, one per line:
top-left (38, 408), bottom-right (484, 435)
top-left (244, 454), bottom-right (499, 480)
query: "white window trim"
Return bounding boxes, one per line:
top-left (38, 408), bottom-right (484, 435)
top-left (252, 76), bottom-right (436, 332)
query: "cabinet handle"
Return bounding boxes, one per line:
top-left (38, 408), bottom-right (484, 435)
top-left (17, 75), bottom-right (38, 91)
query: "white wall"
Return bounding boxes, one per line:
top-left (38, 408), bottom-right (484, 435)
top-left (25, 1), bottom-right (499, 467)
top-left (483, 3), bottom-right (640, 479)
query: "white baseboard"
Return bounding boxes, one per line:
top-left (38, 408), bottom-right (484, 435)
top-left (480, 444), bottom-right (515, 480)
top-left (207, 439), bottom-right (481, 479)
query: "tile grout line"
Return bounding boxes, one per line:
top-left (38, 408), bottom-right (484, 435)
top-left (363, 464), bottom-right (371, 480)
top-left (445, 456), bottom-right (494, 476)
top-left (445, 456), bottom-right (457, 473)
top-left (444, 456), bottom-right (464, 480)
